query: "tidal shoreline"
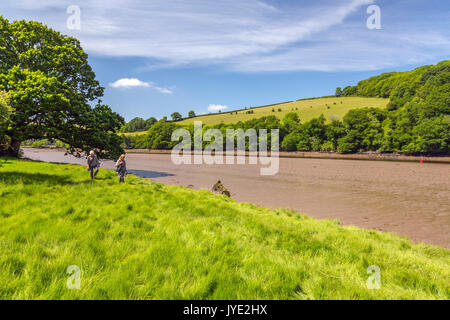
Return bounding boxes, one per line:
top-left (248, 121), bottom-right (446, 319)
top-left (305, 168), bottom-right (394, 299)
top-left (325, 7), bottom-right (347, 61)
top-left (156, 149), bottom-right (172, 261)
top-left (21, 146), bottom-right (450, 163)
top-left (23, 148), bottom-right (450, 248)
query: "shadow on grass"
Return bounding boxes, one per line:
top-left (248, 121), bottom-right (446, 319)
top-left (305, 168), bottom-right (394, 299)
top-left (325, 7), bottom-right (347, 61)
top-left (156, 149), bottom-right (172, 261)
top-left (128, 169), bottom-right (175, 179)
top-left (0, 171), bottom-right (83, 186)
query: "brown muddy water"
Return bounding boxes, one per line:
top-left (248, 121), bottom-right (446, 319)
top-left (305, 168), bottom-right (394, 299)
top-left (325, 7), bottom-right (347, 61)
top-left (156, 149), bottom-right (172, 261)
top-left (23, 149), bottom-right (450, 248)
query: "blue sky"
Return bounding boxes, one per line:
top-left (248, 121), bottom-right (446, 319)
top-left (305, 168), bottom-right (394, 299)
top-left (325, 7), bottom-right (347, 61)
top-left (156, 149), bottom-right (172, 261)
top-left (2, 0), bottom-right (450, 121)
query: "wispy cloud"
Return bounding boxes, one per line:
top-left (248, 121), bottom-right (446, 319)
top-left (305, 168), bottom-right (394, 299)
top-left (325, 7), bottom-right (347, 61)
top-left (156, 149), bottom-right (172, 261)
top-left (109, 78), bottom-right (173, 93)
top-left (153, 86), bottom-right (173, 94)
top-left (2, 0), bottom-right (449, 72)
top-left (208, 104), bottom-right (228, 112)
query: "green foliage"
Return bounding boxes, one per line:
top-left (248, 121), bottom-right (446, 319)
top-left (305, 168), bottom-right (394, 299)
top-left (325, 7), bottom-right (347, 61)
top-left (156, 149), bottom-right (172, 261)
top-left (22, 139), bottom-right (69, 149)
top-left (188, 110), bottom-right (196, 118)
top-left (145, 120), bottom-right (179, 149)
top-left (127, 61), bottom-right (448, 155)
top-left (335, 60), bottom-right (450, 154)
top-left (171, 112), bottom-right (182, 121)
top-left (1, 159), bottom-right (449, 299)
top-left (402, 117), bottom-right (450, 154)
top-left (335, 87), bottom-right (342, 97)
top-left (281, 132), bottom-right (301, 151)
top-left (292, 115), bottom-right (327, 151)
top-left (0, 16), bottom-right (124, 159)
top-left (337, 108), bottom-right (387, 153)
top-left (342, 86), bottom-right (357, 96)
top-left (325, 120), bottom-right (346, 150)
top-left (0, 91), bottom-right (11, 150)
top-left (0, 91), bottom-right (10, 123)
top-left (120, 117), bottom-right (156, 133)
top-left (281, 112), bottom-right (301, 133)
top-left (320, 141), bottom-right (334, 152)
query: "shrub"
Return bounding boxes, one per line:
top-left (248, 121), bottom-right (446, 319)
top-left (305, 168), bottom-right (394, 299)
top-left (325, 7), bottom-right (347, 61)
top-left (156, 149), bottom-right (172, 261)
top-left (321, 141), bottom-right (335, 152)
top-left (281, 132), bottom-right (301, 151)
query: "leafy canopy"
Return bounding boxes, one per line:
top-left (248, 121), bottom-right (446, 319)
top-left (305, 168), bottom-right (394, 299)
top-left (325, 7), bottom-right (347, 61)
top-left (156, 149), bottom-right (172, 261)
top-left (0, 16), bottom-right (124, 159)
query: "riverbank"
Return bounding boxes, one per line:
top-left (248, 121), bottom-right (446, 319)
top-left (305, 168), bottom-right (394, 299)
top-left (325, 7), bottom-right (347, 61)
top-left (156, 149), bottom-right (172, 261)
top-left (23, 149), bottom-right (450, 248)
top-left (21, 146), bottom-right (450, 163)
top-left (124, 149), bottom-right (450, 163)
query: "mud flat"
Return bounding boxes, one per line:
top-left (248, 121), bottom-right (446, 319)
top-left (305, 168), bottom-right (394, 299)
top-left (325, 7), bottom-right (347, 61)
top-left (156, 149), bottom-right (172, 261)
top-left (23, 148), bottom-right (450, 248)
top-left (125, 149), bottom-right (450, 163)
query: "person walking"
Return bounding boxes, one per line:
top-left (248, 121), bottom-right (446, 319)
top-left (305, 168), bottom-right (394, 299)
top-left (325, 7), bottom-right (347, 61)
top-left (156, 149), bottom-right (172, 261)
top-left (87, 150), bottom-right (100, 180)
top-left (116, 154), bottom-right (127, 183)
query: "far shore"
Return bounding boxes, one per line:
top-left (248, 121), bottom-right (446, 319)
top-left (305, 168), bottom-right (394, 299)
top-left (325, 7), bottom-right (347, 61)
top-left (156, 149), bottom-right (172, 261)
top-left (21, 146), bottom-right (450, 163)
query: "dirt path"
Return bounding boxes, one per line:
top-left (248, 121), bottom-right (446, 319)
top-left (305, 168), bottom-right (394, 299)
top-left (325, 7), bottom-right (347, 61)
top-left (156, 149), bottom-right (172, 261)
top-left (23, 149), bottom-right (450, 248)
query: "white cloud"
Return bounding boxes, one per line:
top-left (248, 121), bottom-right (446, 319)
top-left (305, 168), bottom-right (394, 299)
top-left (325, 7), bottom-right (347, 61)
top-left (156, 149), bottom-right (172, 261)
top-left (153, 86), bottom-right (173, 94)
top-left (110, 78), bottom-right (150, 88)
top-left (208, 104), bottom-right (228, 112)
top-left (109, 78), bottom-right (173, 93)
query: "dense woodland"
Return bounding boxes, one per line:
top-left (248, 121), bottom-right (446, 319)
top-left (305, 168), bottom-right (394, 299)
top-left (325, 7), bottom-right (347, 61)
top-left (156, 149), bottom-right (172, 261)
top-left (122, 60), bottom-right (449, 155)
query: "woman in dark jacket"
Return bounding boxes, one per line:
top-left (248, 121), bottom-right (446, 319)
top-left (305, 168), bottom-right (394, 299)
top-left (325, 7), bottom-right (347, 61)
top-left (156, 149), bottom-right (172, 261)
top-left (116, 154), bottom-right (127, 183)
top-left (87, 150), bottom-right (100, 180)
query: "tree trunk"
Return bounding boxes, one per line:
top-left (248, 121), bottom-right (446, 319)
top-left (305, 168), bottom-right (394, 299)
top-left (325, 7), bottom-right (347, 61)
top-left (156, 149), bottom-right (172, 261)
top-left (6, 139), bottom-right (21, 157)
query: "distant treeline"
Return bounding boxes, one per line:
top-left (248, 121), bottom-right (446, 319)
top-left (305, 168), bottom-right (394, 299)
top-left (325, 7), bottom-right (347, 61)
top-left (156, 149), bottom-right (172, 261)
top-left (123, 60), bottom-right (449, 154)
top-left (120, 117), bottom-right (157, 133)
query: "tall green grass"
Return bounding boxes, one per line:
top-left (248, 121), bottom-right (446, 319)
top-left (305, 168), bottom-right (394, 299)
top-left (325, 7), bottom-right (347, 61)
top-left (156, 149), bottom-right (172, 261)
top-left (0, 158), bottom-right (448, 299)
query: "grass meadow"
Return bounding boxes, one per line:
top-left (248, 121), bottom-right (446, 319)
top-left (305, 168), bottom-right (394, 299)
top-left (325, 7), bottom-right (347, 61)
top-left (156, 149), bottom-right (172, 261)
top-left (0, 158), bottom-right (448, 299)
top-left (177, 96), bottom-right (389, 126)
top-left (121, 96), bottom-right (389, 136)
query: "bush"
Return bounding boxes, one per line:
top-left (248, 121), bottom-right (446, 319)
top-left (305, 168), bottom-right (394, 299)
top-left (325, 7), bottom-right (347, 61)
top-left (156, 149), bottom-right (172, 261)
top-left (281, 132), bottom-right (301, 151)
top-left (146, 120), bottom-right (179, 149)
top-left (281, 112), bottom-right (301, 134)
top-left (321, 141), bottom-right (335, 152)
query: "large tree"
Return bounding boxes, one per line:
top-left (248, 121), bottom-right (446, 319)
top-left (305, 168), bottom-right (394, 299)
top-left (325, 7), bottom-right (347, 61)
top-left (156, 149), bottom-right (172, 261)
top-left (0, 16), bottom-right (124, 159)
top-left (171, 112), bottom-right (182, 121)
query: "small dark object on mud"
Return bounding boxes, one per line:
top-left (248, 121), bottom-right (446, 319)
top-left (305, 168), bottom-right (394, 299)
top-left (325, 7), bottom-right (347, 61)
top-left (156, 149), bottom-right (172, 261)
top-left (212, 180), bottom-right (231, 198)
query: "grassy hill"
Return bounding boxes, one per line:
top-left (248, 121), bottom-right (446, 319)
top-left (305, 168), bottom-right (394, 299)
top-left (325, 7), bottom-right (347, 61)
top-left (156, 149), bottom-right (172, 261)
top-left (121, 96), bottom-right (389, 136)
top-left (178, 96), bottom-right (389, 126)
top-left (0, 158), bottom-right (449, 299)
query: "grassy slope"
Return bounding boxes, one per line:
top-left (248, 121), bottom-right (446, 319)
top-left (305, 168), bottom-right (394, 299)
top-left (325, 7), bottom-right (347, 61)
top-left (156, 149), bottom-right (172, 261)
top-left (178, 96), bottom-right (389, 126)
top-left (0, 158), bottom-right (448, 300)
top-left (121, 97), bottom-right (389, 136)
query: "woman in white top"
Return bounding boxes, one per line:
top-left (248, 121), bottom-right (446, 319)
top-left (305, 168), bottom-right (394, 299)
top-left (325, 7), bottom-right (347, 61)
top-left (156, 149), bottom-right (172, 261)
top-left (115, 154), bottom-right (127, 183)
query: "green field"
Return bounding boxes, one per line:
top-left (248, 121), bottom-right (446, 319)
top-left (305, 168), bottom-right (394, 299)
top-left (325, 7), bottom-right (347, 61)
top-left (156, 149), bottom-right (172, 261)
top-left (178, 96), bottom-right (389, 126)
top-left (121, 131), bottom-right (147, 137)
top-left (121, 96), bottom-right (389, 136)
top-left (0, 158), bottom-right (448, 299)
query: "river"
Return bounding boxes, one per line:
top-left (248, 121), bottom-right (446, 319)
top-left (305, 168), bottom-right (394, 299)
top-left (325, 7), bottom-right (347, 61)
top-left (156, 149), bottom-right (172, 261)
top-left (23, 149), bottom-right (450, 248)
